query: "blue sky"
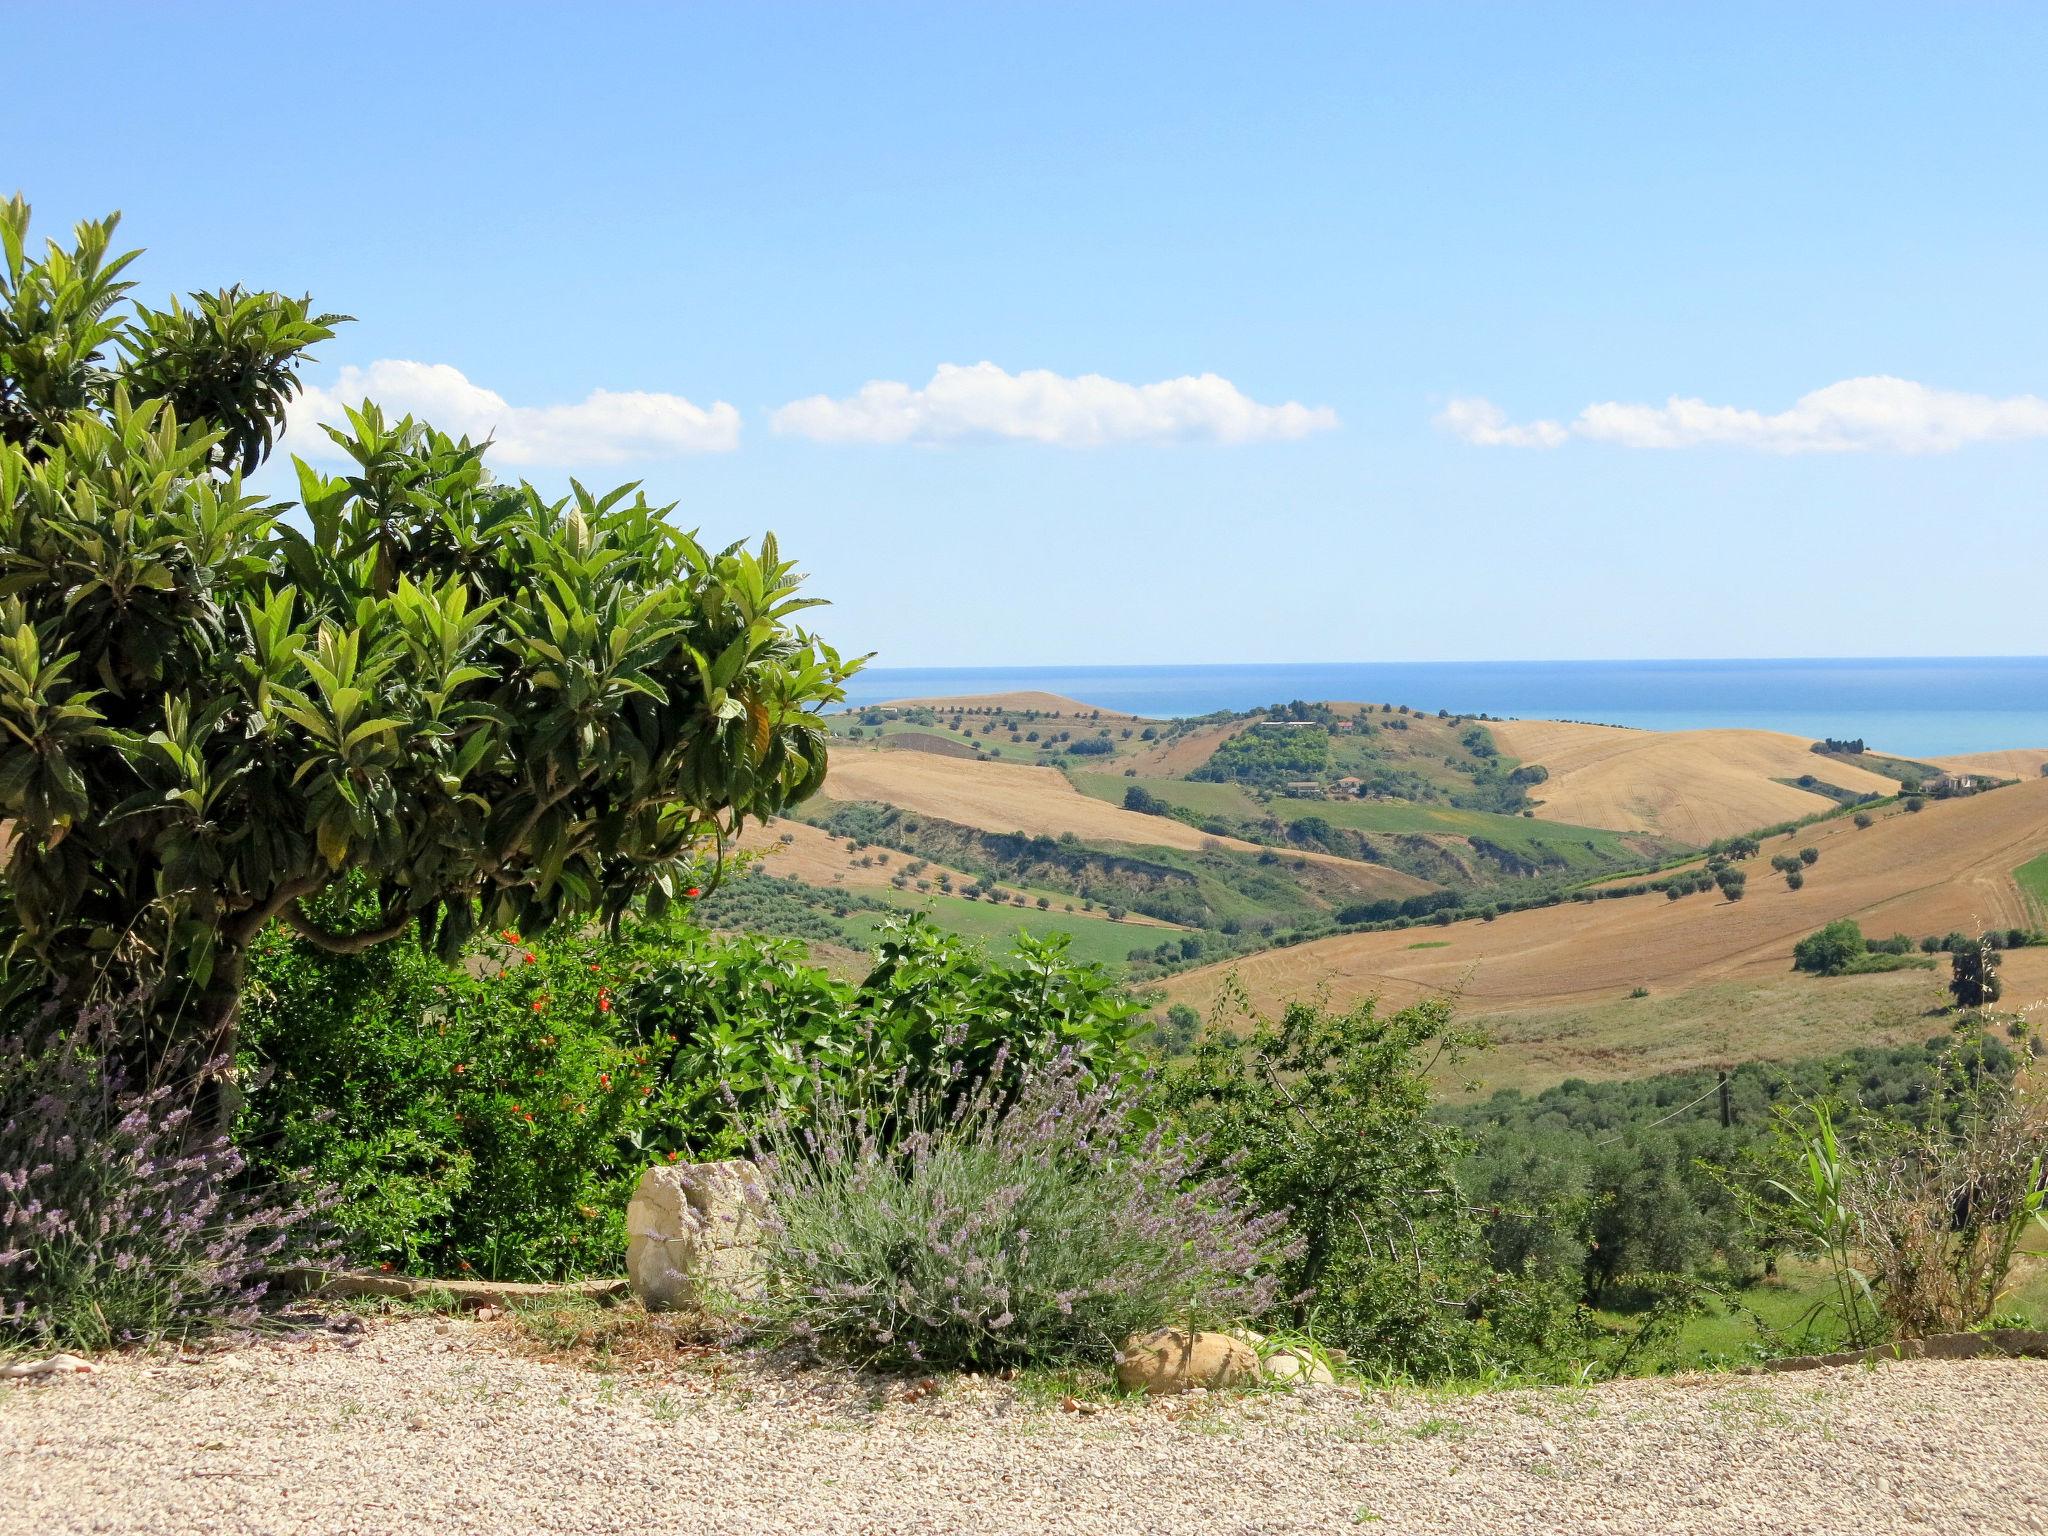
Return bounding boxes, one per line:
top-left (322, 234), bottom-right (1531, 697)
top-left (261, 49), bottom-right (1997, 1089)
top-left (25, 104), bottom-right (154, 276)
top-left (9, 3), bottom-right (2047, 665)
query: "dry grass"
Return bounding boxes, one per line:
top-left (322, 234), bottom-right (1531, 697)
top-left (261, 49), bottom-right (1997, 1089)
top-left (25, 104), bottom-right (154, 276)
top-left (736, 817), bottom-right (982, 891)
top-left (1164, 779), bottom-right (2048, 1046)
top-left (1492, 719), bottom-right (1899, 843)
top-left (501, 1295), bottom-right (726, 1374)
top-left (1447, 972), bottom-right (1955, 1097)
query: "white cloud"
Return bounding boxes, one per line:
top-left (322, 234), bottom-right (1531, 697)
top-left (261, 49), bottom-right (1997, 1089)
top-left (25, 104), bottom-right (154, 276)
top-left (772, 361), bottom-right (1338, 446)
top-left (1438, 376), bottom-right (2048, 455)
top-left (289, 360), bottom-right (740, 465)
top-left (1433, 396), bottom-right (1570, 449)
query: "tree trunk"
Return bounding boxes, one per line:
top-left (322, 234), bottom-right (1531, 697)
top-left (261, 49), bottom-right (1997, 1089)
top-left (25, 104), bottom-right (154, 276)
top-left (190, 946), bottom-right (250, 1136)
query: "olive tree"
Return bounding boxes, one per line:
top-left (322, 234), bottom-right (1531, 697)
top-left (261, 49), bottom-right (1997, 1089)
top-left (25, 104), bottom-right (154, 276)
top-left (0, 200), bottom-right (857, 1059)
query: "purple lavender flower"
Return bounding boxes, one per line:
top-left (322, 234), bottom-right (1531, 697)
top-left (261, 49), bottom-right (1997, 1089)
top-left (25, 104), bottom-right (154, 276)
top-left (0, 1003), bottom-right (335, 1352)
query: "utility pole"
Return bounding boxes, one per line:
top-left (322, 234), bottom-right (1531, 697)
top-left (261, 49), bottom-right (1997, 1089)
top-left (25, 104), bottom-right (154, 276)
top-left (1717, 1069), bottom-right (1733, 1129)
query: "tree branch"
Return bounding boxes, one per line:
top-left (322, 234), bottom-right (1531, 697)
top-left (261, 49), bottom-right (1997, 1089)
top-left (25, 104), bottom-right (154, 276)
top-left (222, 873), bottom-right (328, 948)
top-left (282, 900), bottom-right (412, 955)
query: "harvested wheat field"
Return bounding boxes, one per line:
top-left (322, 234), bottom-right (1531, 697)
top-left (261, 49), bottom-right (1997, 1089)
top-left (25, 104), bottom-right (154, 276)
top-left (1932, 748), bottom-right (2048, 781)
top-left (1117, 719), bottom-right (1251, 776)
top-left (1165, 779), bottom-right (2048, 1028)
top-left (730, 819), bottom-right (1182, 929)
top-left (875, 690), bottom-right (1137, 718)
top-left (821, 747), bottom-right (1432, 898)
top-left (734, 818), bottom-right (980, 896)
top-left (1492, 719), bottom-right (1898, 844)
top-left (6, 1317), bottom-right (2046, 1536)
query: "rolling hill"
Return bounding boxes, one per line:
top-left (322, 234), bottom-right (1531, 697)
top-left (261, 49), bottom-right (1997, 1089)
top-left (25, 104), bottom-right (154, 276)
top-left (1931, 748), bottom-right (2048, 780)
top-left (735, 696), bottom-right (2048, 1065)
top-left (1161, 777), bottom-right (2048, 1086)
top-left (734, 818), bottom-right (1184, 928)
top-left (817, 745), bottom-right (1432, 897)
top-left (1489, 719), bottom-right (1900, 844)
top-left (874, 690), bottom-right (1135, 717)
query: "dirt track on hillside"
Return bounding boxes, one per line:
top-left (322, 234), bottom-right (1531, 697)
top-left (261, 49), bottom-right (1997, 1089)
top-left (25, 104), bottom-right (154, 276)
top-left (1164, 778), bottom-right (2048, 1020)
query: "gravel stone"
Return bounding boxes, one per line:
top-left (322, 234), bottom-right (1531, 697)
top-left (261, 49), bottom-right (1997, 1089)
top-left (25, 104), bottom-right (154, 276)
top-left (2, 1318), bottom-right (2044, 1534)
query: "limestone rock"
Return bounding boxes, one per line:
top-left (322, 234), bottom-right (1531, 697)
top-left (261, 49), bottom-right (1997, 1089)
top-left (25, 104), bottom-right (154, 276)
top-left (0, 1353), bottom-right (93, 1380)
top-left (1115, 1328), bottom-right (1259, 1395)
top-left (1261, 1348), bottom-right (1336, 1387)
top-left (625, 1159), bottom-right (768, 1311)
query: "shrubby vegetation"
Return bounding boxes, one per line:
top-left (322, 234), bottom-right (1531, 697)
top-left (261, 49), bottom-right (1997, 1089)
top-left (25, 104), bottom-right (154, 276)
top-left (237, 906), bottom-right (1139, 1280)
top-left (1190, 724), bottom-right (1332, 786)
top-left (1160, 993), bottom-right (1525, 1378)
top-left (0, 199), bottom-right (852, 1340)
top-left (1452, 1032), bottom-right (2032, 1351)
top-left (688, 868), bottom-right (892, 943)
top-left (1748, 1068), bottom-right (2047, 1345)
top-left (1791, 920), bottom-right (1937, 978)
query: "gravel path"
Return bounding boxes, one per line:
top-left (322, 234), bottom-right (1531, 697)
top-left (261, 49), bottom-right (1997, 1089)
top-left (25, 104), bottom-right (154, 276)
top-left (3, 1317), bottom-right (2044, 1535)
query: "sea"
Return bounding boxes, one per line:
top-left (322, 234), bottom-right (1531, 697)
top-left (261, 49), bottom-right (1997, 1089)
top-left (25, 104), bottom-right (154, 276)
top-left (836, 658), bottom-right (2048, 760)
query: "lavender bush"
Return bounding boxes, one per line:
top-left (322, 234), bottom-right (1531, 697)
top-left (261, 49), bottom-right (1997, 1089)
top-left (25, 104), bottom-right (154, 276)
top-left (749, 1048), bottom-right (1293, 1369)
top-left (0, 1006), bottom-right (332, 1351)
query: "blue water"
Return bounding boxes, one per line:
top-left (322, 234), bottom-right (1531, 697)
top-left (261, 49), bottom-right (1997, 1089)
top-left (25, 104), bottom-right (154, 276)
top-left (838, 658), bottom-right (2048, 759)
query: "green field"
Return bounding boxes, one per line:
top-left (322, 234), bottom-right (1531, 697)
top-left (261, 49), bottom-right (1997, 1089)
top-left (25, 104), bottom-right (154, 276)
top-left (1068, 772), bottom-right (1262, 820)
top-left (1070, 768), bottom-right (1665, 874)
top-left (834, 718), bottom-right (1044, 762)
top-left (849, 889), bottom-right (1157, 968)
top-left (2017, 852), bottom-right (2048, 925)
top-left (834, 716), bottom-right (1153, 767)
top-left (1618, 1255), bottom-right (2048, 1369)
top-left (1265, 795), bottom-right (1667, 872)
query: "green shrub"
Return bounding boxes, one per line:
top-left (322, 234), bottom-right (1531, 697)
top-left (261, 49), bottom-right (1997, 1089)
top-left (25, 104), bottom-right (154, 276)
top-left (1838, 952), bottom-right (1935, 975)
top-left (1749, 1078), bottom-right (2048, 1346)
top-left (239, 914), bottom-right (654, 1280)
top-left (750, 1053), bottom-right (1288, 1369)
top-left (1457, 1035), bottom-right (2023, 1326)
top-left (1162, 994), bottom-right (1523, 1379)
top-left (1950, 944), bottom-right (2003, 1008)
top-left (632, 915), bottom-right (1143, 1156)
top-left (1794, 921), bottom-right (1866, 976)
top-left (237, 909), bottom-right (1143, 1280)
top-left (1189, 725), bottom-right (1331, 786)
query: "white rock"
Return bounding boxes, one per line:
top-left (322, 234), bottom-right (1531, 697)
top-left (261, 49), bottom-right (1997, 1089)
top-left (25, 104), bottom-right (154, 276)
top-left (1, 1352), bottom-right (93, 1380)
top-left (625, 1159), bottom-right (768, 1311)
top-left (1261, 1348), bottom-right (1336, 1387)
